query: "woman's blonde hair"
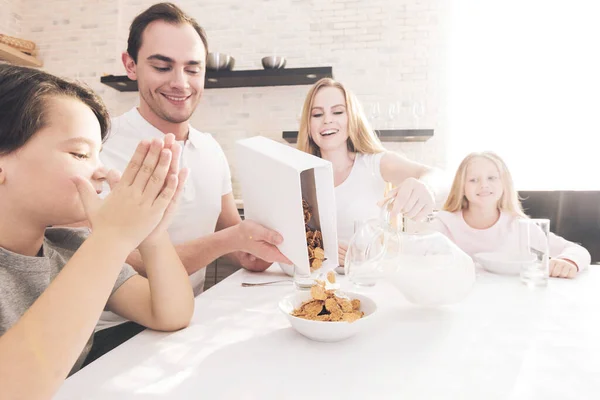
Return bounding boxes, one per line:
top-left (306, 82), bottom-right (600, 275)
top-left (296, 78), bottom-right (385, 157)
top-left (443, 151), bottom-right (527, 217)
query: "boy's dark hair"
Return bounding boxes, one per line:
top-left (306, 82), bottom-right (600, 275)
top-left (127, 2), bottom-right (209, 63)
top-left (0, 64), bottom-right (110, 156)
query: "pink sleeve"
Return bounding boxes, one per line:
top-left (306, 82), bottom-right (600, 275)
top-left (549, 232), bottom-right (591, 272)
top-left (429, 218), bottom-right (454, 242)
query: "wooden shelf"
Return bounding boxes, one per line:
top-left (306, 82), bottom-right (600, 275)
top-left (100, 67), bottom-right (333, 91)
top-left (0, 42), bottom-right (42, 67)
top-left (282, 129), bottom-right (434, 143)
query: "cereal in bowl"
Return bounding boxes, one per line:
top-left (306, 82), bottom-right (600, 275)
top-left (291, 280), bottom-right (364, 323)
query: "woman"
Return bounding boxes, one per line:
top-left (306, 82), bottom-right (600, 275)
top-left (297, 78), bottom-right (447, 265)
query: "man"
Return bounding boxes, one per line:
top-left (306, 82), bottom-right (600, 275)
top-left (95, 3), bottom-right (289, 335)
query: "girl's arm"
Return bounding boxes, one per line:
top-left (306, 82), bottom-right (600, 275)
top-left (549, 232), bottom-right (592, 272)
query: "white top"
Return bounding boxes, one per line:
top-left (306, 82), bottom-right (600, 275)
top-left (96, 108), bottom-right (232, 330)
top-left (56, 264), bottom-right (600, 399)
top-left (335, 152), bottom-right (386, 244)
top-left (431, 210), bottom-right (591, 270)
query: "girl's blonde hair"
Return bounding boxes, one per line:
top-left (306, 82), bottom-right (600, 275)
top-left (296, 78), bottom-right (385, 157)
top-left (443, 151), bottom-right (527, 217)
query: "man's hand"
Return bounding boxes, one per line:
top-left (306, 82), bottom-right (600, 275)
top-left (235, 252), bottom-right (272, 272)
top-left (338, 244), bottom-right (348, 267)
top-left (233, 220), bottom-right (291, 271)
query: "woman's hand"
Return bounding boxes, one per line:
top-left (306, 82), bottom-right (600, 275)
top-left (379, 177), bottom-right (435, 221)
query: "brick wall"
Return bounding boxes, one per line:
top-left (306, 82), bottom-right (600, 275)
top-left (0, 0), bottom-right (22, 36)
top-left (18, 0), bottom-right (448, 198)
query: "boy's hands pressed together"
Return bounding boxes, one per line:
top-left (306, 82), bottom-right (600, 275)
top-left (72, 136), bottom-right (181, 252)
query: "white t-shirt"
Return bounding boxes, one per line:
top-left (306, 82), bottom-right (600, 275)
top-left (335, 152), bottom-right (386, 244)
top-left (431, 210), bottom-right (591, 271)
top-left (96, 107), bottom-right (232, 330)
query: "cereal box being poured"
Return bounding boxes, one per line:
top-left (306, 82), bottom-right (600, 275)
top-left (236, 136), bottom-right (338, 278)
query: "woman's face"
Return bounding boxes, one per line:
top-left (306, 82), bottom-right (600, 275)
top-left (0, 96), bottom-right (107, 226)
top-left (309, 86), bottom-right (350, 154)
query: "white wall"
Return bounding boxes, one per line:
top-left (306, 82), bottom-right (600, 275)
top-left (0, 0), bottom-right (22, 36)
top-left (17, 0), bottom-right (448, 197)
top-left (445, 0), bottom-right (600, 190)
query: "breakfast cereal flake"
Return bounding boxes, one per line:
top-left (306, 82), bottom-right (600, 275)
top-left (290, 281), bottom-right (365, 323)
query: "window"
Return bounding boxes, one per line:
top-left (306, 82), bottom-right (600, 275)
top-left (446, 1), bottom-right (600, 190)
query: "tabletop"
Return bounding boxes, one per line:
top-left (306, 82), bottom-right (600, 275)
top-left (56, 265), bottom-right (600, 400)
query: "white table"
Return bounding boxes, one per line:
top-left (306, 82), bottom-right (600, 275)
top-left (56, 265), bottom-right (600, 400)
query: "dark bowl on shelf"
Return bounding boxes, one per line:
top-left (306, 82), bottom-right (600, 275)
top-left (261, 56), bottom-right (286, 69)
top-left (207, 53), bottom-right (235, 71)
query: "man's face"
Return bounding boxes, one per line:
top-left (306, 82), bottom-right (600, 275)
top-left (125, 21), bottom-right (206, 124)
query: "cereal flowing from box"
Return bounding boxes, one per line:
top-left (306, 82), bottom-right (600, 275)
top-left (303, 199), bottom-right (326, 272)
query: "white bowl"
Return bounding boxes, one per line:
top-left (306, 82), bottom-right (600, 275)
top-left (474, 252), bottom-right (537, 275)
top-left (278, 291), bottom-right (377, 342)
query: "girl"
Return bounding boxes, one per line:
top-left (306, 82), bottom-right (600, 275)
top-left (296, 78), bottom-right (447, 265)
top-left (432, 151), bottom-right (590, 278)
top-left (0, 64), bottom-right (194, 399)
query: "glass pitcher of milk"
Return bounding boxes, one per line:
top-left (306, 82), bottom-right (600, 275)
top-left (346, 198), bottom-right (475, 305)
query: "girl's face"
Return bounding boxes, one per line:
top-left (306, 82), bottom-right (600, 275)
top-left (464, 157), bottom-right (503, 209)
top-left (309, 86), bottom-right (350, 154)
top-left (0, 96), bottom-right (107, 226)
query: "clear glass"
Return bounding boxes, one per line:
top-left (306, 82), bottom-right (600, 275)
top-left (518, 218), bottom-right (550, 288)
top-left (293, 263), bottom-right (333, 290)
top-left (412, 100), bottom-right (425, 129)
top-left (387, 101), bottom-right (401, 129)
top-left (293, 265), bottom-right (318, 290)
top-left (344, 219), bottom-right (387, 287)
top-left (369, 102), bottom-right (381, 127)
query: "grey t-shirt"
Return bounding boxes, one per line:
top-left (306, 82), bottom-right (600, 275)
top-left (0, 227), bottom-right (136, 375)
